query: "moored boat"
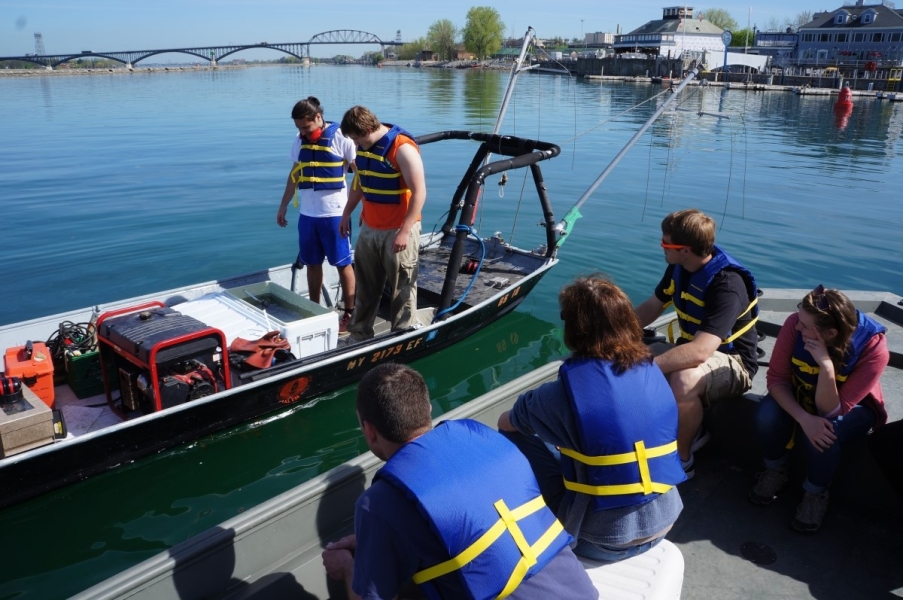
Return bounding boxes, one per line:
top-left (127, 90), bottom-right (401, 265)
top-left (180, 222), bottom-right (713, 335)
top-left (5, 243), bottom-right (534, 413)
top-left (0, 130), bottom-right (562, 510)
top-left (0, 30), bottom-right (572, 510)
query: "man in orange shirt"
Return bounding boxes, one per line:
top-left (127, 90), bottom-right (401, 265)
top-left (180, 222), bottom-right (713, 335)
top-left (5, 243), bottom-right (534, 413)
top-left (339, 106), bottom-right (426, 341)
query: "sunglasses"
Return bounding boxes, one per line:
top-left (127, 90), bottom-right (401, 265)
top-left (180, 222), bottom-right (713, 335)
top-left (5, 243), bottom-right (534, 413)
top-left (798, 284), bottom-right (830, 312)
top-left (660, 238), bottom-right (690, 250)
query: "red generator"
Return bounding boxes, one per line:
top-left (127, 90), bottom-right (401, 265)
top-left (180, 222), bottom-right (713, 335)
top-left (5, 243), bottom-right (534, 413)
top-left (97, 302), bottom-right (231, 416)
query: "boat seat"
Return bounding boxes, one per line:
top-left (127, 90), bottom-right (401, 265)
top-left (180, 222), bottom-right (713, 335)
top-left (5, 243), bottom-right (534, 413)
top-left (580, 539), bottom-right (684, 600)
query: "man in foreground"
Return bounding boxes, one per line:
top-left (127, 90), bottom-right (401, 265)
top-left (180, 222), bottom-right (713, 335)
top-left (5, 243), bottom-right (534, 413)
top-left (635, 208), bottom-right (759, 478)
top-left (321, 363), bottom-right (598, 599)
top-left (339, 106), bottom-right (426, 341)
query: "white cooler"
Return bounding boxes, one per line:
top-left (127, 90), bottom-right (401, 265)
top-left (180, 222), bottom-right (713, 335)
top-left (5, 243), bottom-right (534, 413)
top-left (173, 284), bottom-right (337, 361)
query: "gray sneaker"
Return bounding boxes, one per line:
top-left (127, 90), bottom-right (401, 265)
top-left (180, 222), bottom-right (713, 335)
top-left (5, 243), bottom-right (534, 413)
top-left (792, 490), bottom-right (830, 533)
top-left (749, 467), bottom-right (788, 506)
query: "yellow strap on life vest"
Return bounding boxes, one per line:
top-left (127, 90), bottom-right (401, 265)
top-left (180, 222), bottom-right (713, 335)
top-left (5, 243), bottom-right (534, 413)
top-left (679, 290), bottom-right (706, 308)
top-left (360, 184), bottom-right (412, 196)
top-left (559, 440), bottom-right (677, 496)
top-left (723, 314), bottom-right (759, 343)
top-left (412, 494), bottom-right (563, 597)
top-left (357, 149), bottom-right (389, 162)
top-left (672, 305), bottom-right (702, 326)
top-left (671, 295), bottom-right (758, 345)
top-left (299, 143), bottom-right (336, 153)
top-left (358, 168), bottom-right (401, 179)
top-left (290, 162), bottom-right (345, 185)
top-left (666, 319), bottom-right (678, 344)
top-left (559, 440), bottom-right (677, 466)
top-left (563, 480), bottom-right (674, 496)
top-left (496, 509), bottom-right (565, 599)
top-left (791, 356), bottom-right (820, 375)
top-left (792, 357), bottom-right (848, 382)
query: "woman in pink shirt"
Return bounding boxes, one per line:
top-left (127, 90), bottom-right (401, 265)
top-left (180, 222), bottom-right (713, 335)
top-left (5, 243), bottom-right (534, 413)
top-left (749, 285), bottom-right (888, 532)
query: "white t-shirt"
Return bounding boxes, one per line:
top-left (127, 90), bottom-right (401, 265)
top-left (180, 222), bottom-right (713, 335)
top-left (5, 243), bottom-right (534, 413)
top-left (289, 125), bottom-right (356, 218)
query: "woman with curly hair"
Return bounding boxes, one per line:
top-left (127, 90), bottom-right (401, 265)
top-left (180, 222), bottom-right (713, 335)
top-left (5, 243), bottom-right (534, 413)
top-left (498, 274), bottom-right (684, 562)
top-left (749, 285), bottom-right (889, 532)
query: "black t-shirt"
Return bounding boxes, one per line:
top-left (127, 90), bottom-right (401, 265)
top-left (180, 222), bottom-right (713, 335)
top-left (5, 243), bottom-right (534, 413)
top-left (654, 263), bottom-right (758, 378)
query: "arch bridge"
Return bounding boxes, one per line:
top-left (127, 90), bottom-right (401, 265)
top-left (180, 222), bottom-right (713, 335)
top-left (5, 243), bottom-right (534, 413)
top-left (0, 30), bottom-right (401, 69)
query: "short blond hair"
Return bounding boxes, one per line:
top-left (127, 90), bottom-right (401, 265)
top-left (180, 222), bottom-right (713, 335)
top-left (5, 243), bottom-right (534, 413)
top-left (661, 209), bottom-right (715, 257)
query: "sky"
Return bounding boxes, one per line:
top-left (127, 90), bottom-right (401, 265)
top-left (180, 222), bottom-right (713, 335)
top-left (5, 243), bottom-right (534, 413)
top-left (2, 0), bottom-right (823, 59)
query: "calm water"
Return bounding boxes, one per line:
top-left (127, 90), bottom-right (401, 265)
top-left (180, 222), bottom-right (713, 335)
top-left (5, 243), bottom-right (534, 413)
top-left (1, 65), bottom-right (902, 597)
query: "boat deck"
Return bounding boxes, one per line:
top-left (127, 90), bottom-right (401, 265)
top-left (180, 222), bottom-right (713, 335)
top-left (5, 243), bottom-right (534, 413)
top-left (657, 288), bottom-right (903, 599)
top-left (72, 288), bottom-right (903, 599)
top-left (417, 234), bottom-right (549, 309)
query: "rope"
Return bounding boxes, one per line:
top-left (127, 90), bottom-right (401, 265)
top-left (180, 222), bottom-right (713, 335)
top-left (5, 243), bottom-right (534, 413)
top-left (432, 225), bottom-right (486, 322)
top-left (556, 89), bottom-right (670, 147)
top-left (46, 321), bottom-right (97, 373)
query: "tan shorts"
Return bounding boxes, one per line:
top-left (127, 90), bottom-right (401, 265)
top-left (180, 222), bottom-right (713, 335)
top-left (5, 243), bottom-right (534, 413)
top-left (700, 351), bottom-right (752, 406)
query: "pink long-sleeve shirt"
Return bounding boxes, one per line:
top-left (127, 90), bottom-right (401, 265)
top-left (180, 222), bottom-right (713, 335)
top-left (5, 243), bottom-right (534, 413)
top-left (766, 312), bottom-right (889, 427)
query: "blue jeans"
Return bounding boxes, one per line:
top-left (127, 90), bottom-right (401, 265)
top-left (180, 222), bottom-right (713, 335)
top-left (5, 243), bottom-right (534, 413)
top-left (754, 394), bottom-right (876, 493)
top-left (573, 537), bottom-right (663, 562)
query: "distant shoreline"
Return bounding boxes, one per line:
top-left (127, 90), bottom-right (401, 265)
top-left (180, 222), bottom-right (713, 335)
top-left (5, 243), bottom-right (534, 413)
top-left (0, 60), bottom-right (515, 77)
top-left (0, 63), bottom-right (260, 77)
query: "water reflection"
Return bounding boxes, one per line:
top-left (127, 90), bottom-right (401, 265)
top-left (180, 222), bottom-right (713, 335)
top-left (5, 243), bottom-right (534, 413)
top-left (461, 70), bottom-right (503, 129)
top-left (426, 69), bottom-right (456, 114)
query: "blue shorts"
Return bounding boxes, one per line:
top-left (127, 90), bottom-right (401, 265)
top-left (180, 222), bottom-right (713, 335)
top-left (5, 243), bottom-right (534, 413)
top-left (297, 214), bottom-right (353, 267)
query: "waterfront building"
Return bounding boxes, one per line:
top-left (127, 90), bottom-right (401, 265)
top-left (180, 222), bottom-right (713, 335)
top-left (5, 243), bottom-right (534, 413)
top-left (613, 6), bottom-right (725, 59)
top-left (751, 30), bottom-right (799, 66)
top-left (798, 0), bottom-right (903, 75)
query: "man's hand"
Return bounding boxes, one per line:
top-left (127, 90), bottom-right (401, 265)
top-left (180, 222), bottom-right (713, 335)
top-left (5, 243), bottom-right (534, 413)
top-left (276, 205), bottom-right (288, 228)
top-left (392, 228), bottom-right (409, 253)
top-left (322, 534), bottom-right (356, 581)
top-left (340, 213), bottom-right (352, 237)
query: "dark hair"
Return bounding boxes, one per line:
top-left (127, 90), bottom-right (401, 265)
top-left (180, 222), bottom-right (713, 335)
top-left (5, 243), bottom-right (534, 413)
top-left (291, 96), bottom-right (323, 121)
top-left (559, 274), bottom-right (652, 373)
top-left (800, 286), bottom-right (858, 369)
top-left (340, 105), bottom-right (381, 138)
top-left (661, 208), bottom-right (715, 257)
top-left (356, 364), bottom-right (432, 443)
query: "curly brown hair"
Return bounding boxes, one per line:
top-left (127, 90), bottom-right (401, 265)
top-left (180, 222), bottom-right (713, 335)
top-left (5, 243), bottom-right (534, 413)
top-left (559, 274), bottom-right (652, 373)
top-left (800, 286), bottom-right (858, 370)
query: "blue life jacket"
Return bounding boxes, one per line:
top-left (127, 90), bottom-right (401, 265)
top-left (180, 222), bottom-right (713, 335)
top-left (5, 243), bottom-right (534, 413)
top-left (790, 310), bottom-right (886, 413)
top-left (376, 419), bottom-right (571, 600)
top-left (559, 358), bottom-right (686, 512)
top-left (664, 244), bottom-right (759, 352)
top-left (354, 124), bottom-right (416, 204)
top-left (292, 122), bottom-right (346, 190)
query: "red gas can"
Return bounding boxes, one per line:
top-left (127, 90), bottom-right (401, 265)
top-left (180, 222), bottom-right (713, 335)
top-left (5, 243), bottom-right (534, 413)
top-left (4, 341), bottom-right (55, 408)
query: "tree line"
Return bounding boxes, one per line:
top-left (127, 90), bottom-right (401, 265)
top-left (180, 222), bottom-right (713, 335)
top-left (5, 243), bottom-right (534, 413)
top-left (396, 6), bottom-right (506, 61)
top-left (395, 6), bottom-right (816, 62)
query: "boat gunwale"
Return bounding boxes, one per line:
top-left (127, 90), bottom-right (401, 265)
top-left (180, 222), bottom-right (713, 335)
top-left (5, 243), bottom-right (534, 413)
top-left (0, 255), bottom-right (557, 469)
top-left (70, 362), bottom-right (564, 600)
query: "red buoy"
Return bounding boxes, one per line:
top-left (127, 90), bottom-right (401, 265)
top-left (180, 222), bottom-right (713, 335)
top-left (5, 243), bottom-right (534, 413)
top-left (835, 86), bottom-right (853, 108)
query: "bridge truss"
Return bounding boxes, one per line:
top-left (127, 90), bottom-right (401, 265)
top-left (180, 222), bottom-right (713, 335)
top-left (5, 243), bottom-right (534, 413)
top-left (0, 30), bottom-right (402, 68)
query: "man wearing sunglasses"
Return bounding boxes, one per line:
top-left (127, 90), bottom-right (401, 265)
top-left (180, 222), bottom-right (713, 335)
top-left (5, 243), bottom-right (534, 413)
top-left (635, 209), bottom-right (759, 479)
